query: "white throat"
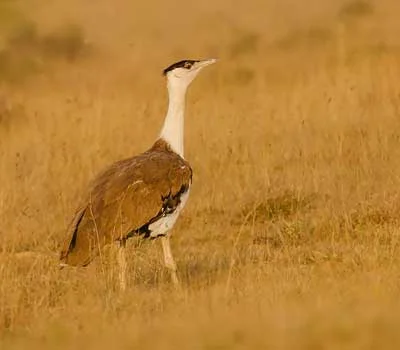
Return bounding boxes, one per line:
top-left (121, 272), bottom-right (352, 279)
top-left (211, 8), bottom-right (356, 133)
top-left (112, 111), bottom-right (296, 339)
top-left (159, 80), bottom-right (188, 157)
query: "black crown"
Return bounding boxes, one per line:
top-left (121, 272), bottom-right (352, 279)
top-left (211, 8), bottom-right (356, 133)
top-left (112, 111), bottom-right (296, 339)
top-left (163, 60), bottom-right (199, 76)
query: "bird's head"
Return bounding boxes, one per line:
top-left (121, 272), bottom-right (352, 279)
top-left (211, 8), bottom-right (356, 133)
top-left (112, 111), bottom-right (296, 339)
top-left (163, 58), bottom-right (217, 90)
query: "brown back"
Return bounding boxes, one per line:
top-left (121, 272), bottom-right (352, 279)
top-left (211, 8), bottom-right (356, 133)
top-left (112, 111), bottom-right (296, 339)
top-left (60, 139), bottom-right (192, 266)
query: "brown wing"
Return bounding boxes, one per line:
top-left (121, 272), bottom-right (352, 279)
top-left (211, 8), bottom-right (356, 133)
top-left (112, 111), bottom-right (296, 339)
top-left (60, 145), bottom-right (192, 266)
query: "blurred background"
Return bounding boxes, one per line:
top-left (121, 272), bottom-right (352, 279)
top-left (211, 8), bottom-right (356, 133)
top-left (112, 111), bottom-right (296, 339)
top-left (1, 0), bottom-right (399, 86)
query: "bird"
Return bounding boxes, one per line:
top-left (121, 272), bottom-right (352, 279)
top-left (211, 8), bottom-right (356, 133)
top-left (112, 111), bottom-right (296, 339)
top-left (60, 58), bottom-right (217, 290)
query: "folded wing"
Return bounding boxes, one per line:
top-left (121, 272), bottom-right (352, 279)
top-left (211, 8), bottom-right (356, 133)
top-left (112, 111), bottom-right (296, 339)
top-left (60, 143), bottom-right (192, 266)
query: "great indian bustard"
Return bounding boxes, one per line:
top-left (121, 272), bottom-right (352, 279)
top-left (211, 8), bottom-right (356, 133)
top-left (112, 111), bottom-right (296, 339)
top-left (60, 58), bottom-right (217, 290)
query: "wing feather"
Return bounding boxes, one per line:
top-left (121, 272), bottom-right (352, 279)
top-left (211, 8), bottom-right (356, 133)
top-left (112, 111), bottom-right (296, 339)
top-left (61, 147), bottom-right (192, 266)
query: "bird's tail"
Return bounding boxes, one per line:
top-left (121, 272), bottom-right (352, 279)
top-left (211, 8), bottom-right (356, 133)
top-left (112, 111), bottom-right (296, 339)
top-left (60, 206), bottom-right (97, 267)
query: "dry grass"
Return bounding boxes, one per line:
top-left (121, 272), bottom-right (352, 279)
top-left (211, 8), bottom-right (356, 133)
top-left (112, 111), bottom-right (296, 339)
top-left (2, 0), bottom-right (400, 348)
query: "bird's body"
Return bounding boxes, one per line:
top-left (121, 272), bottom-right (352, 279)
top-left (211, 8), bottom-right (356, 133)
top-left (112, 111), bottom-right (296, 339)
top-left (60, 139), bottom-right (192, 266)
top-left (60, 58), bottom-right (217, 289)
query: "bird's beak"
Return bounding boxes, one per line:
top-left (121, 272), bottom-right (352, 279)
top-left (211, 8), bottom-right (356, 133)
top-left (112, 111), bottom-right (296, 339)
top-left (195, 58), bottom-right (218, 69)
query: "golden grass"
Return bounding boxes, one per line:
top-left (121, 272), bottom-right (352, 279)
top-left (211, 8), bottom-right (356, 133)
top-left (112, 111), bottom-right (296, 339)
top-left (2, 0), bottom-right (400, 348)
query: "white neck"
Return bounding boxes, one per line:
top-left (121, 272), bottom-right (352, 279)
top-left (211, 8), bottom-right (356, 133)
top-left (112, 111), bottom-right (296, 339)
top-left (159, 81), bottom-right (187, 157)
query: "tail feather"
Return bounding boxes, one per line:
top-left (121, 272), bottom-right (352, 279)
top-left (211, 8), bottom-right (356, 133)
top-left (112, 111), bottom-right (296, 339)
top-left (60, 207), bottom-right (96, 267)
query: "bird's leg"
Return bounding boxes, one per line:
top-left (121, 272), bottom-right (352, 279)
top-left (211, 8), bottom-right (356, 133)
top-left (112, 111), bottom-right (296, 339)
top-left (161, 235), bottom-right (179, 287)
top-left (117, 238), bottom-right (127, 292)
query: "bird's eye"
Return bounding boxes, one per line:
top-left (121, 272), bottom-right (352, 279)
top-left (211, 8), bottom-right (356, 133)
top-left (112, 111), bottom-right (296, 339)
top-left (184, 62), bottom-right (192, 69)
